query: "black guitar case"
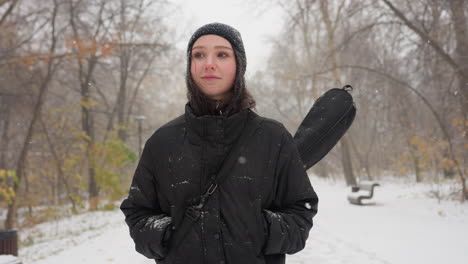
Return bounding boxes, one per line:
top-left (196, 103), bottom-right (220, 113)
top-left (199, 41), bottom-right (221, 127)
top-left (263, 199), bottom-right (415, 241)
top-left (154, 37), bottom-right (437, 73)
top-left (293, 85), bottom-right (356, 170)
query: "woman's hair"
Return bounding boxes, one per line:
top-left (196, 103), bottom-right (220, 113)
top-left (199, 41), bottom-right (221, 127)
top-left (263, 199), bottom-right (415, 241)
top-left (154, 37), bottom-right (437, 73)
top-left (185, 23), bottom-right (256, 116)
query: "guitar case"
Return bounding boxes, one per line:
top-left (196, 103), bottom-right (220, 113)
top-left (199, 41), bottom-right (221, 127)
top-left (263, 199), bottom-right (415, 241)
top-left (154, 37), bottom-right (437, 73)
top-left (293, 85), bottom-right (356, 170)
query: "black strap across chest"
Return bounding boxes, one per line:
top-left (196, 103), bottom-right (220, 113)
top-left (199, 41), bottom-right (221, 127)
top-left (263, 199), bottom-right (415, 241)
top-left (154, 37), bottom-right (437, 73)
top-left (170, 111), bottom-right (262, 249)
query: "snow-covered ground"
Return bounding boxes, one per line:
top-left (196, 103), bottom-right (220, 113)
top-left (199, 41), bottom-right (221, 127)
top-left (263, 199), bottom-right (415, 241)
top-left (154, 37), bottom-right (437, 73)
top-left (14, 176), bottom-right (468, 264)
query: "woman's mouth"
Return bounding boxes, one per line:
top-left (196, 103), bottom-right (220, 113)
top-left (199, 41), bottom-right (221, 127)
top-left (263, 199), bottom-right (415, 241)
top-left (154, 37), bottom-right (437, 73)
top-left (202, 76), bottom-right (221, 80)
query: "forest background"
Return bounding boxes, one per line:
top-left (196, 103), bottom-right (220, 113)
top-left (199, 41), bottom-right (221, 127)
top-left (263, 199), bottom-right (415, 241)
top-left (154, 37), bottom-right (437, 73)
top-left (0, 0), bottom-right (467, 233)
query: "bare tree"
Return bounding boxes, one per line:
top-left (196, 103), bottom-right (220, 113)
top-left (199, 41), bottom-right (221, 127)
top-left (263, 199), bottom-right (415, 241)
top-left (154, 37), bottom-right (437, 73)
top-left (257, 0), bottom-right (466, 200)
top-left (379, 0), bottom-right (467, 201)
top-left (5, 0), bottom-right (60, 229)
top-left (113, 0), bottom-right (169, 142)
top-left (318, 0), bottom-right (356, 186)
top-left (67, 0), bottom-right (117, 210)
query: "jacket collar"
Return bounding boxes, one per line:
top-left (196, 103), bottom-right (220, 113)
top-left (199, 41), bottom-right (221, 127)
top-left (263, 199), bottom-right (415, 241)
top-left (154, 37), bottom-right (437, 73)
top-left (184, 103), bottom-right (249, 145)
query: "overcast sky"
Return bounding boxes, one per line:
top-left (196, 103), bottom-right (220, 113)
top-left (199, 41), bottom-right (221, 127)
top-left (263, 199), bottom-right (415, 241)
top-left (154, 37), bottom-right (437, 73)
top-left (167, 0), bottom-right (285, 74)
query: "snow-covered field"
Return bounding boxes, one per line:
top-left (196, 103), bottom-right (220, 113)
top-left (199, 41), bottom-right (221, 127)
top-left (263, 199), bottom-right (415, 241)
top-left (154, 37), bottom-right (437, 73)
top-left (11, 176), bottom-right (468, 264)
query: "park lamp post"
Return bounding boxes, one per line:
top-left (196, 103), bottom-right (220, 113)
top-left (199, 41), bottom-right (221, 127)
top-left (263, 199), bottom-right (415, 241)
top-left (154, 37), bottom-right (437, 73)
top-left (134, 115), bottom-right (146, 158)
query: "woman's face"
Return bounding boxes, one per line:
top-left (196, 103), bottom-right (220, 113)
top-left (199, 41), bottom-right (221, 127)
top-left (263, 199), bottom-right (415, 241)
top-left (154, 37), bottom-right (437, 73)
top-left (190, 34), bottom-right (237, 101)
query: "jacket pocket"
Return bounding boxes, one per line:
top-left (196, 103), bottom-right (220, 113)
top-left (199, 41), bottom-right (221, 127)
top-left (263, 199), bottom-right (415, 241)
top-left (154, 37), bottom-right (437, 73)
top-left (159, 206), bottom-right (177, 262)
top-left (166, 205), bottom-right (203, 263)
top-left (253, 198), bottom-right (267, 256)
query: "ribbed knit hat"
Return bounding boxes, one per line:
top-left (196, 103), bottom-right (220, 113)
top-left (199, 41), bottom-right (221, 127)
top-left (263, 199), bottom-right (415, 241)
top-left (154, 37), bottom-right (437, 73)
top-left (186, 22), bottom-right (247, 74)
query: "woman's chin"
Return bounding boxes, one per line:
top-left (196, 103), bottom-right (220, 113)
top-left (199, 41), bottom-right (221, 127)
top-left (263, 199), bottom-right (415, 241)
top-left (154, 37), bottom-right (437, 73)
top-left (203, 91), bottom-right (232, 101)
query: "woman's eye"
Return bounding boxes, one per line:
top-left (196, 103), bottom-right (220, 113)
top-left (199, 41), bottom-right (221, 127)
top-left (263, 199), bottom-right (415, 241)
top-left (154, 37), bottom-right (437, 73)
top-left (218, 52), bottom-right (228, 58)
top-left (193, 52), bottom-right (204, 59)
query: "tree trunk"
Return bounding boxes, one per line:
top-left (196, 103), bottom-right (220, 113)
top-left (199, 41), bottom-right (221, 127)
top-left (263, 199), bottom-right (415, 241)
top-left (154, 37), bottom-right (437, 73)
top-left (341, 135), bottom-right (357, 186)
top-left (363, 119), bottom-right (379, 181)
top-left (449, 0), bottom-right (468, 201)
top-left (68, 1), bottom-right (102, 210)
top-left (39, 116), bottom-right (77, 211)
top-left (117, 48), bottom-right (129, 142)
top-left (409, 144), bottom-right (422, 183)
top-left (24, 167), bottom-right (32, 217)
top-left (397, 103), bottom-right (423, 183)
top-left (117, 2), bottom-right (130, 143)
top-left (81, 78), bottom-right (99, 210)
top-left (4, 1), bottom-right (58, 228)
top-left (5, 73), bottom-right (54, 228)
top-left (449, 0), bottom-right (468, 121)
top-left (313, 162), bottom-right (329, 178)
top-left (0, 0), bottom-right (18, 27)
top-left (319, 0), bottom-right (357, 185)
top-left (0, 99), bottom-right (10, 171)
top-left (349, 134), bottom-right (372, 181)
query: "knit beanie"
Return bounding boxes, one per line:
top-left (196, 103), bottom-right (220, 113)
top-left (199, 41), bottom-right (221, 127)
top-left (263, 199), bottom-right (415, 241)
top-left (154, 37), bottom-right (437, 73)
top-left (187, 22), bottom-right (247, 75)
top-left (186, 22), bottom-right (254, 116)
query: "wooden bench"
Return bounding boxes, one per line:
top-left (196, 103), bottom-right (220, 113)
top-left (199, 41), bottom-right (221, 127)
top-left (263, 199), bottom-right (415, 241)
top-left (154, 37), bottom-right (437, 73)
top-left (347, 181), bottom-right (380, 205)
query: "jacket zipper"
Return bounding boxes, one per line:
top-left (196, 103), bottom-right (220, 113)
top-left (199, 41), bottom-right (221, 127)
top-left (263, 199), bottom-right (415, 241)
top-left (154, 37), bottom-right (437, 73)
top-left (215, 100), bottom-right (223, 116)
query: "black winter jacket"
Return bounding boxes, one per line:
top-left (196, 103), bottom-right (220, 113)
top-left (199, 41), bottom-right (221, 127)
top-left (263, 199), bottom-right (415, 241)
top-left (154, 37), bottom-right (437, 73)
top-left (120, 105), bottom-right (318, 264)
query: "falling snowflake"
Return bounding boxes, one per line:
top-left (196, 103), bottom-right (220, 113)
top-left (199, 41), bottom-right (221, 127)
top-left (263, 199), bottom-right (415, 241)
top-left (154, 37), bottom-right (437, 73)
top-left (238, 156), bottom-right (247, 164)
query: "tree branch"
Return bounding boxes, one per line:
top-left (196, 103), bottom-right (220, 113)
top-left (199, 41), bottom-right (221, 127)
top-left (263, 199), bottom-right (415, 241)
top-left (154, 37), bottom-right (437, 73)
top-left (318, 63), bottom-right (466, 188)
top-left (0, 0), bottom-right (17, 27)
top-left (380, 0), bottom-right (466, 79)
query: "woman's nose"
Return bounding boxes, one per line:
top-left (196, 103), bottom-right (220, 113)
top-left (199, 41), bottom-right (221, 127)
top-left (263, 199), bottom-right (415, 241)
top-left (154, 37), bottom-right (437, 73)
top-left (204, 55), bottom-right (215, 70)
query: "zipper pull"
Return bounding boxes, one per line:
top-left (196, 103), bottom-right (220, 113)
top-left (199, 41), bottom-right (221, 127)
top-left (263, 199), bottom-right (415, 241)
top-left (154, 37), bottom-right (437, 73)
top-left (215, 100), bottom-right (223, 115)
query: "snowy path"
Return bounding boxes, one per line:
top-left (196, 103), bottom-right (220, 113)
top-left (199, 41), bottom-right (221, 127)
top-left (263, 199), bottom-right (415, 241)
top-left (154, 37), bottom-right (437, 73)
top-left (304, 181), bottom-right (468, 264)
top-left (30, 223), bottom-right (151, 264)
top-left (19, 178), bottom-right (468, 264)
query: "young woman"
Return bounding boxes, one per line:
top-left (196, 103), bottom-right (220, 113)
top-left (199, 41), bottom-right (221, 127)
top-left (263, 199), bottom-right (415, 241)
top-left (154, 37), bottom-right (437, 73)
top-left (120, 23), bottom-right (318, 264)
